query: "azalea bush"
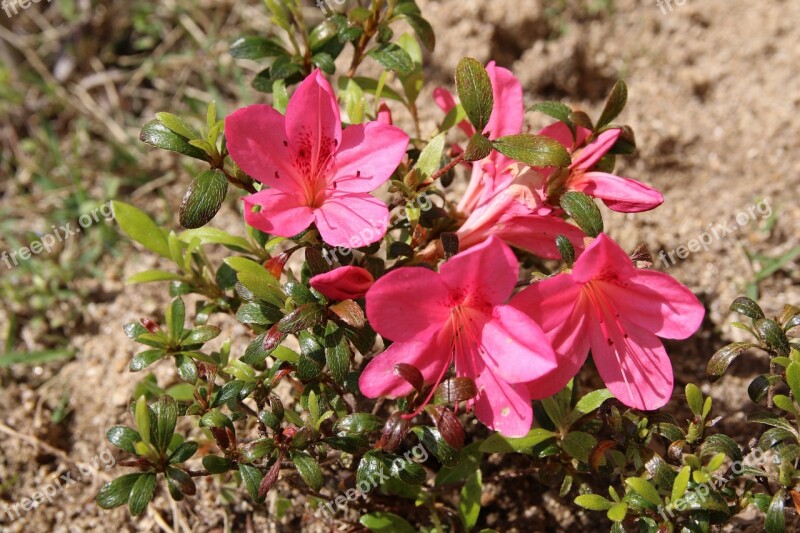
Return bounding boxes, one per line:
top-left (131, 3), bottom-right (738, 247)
top-left (96, 1), bottom-right (800, 531)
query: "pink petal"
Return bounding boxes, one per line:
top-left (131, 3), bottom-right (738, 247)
top-left (511, 275), bottom-right (592, 399)
top-left (313, 191), bottom-right (389, 247)
top-left (600, 269), bottom-right (705, 340)
top-left (225, 105), bottom-right (298, 191)
top-left (572, 233), bottom-right (635, 284)
top-left (331, 122), bottom-right (409, 192)
top-left (572, 172), bottom-right (664, 213)
top-left (377, 102), bottom-right (393, 125)
top-left (310, 266), bottom-right (374, 301)
top-left (589, 317), bottom-right (674, 410)
top-left (365, 267), bottom-right (450, 342)
top-left (439, 236), bottom-right (518, 306)
top-left (242, 189), bottom-right (314, 237)
top-left (285, 70), bottom-right (342, 181)
top-left (471, 369), bottom-right (533, 437)
top-left (484, 62), bottom-right (524, 139)
top-left (479, 306), bottom-right (557, 384)
top-left (571, 129), bottom-right (621, 171)
top-left (433, 87), bottom-right (474, 136)
top-left (493, 214), bottom-right (587, 259)
top-left (359, 334), bottom-right (450, 398)
top-left (538, 121), bottom-right (591, 152)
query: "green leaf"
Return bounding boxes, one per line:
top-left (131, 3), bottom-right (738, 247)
top-left (340, 77), bottom-right (405, 103)
top-left (336, 413), bottom-right (383, 434)
top-left (324, 322), bottom-right (350, 384)
top-left (127, 270), bottom-right (183, 284)
top-left (112, 201), bottom-right (171, 259)
top-left (685, 383), bottom-right (703, 417)
top-left (597, 80), bottom-right (628, 129)
top-left (166, 297), bottom-right (185, 342)
top-left (700, 434), bottom-right (743, 463)
top-left (559, 192), bottom-right (603, 237)
top-left (607, 502), bottom-right (628, 522)
top-left (730, 296), bottom-right (765, 319)
top-left (707, 342), bottom-right (755, 379)
top-left (179, 169), bottom-right (228, 229)
top-left (96, 473), bottom-right (141, 509)
top-left (480, 428), bottom-right (555, 453)
top-left (140, 120), bottom-right (208, 161)
top-left (155, 112), bottom-right (199, 140)
top-left (369, 43), bottom-right (414, 75)
top-left (273, 79), bottom-right (289, 113)
top-left (456, 58), bottom-right (493, 132)
top-left (212, 380), bottom-right (246, 407)
top-left (0, 348), bottom-right (74, 367)
top-left (230, 36), bottom-right (287, 59)
top-left (530, 101), bottom-right (573, 124)
top-left (183, 325), bottom-right (221, 345)
top-left (756, 318), bottom-right (791, 355)
top-left (625, 477), bottom-right (661, 507)
top-left (341, 78), bottom-right (366, 124)
top-left (401, 14), bottom-right (435, 51)
top-left (748, 411), bottom-right (799, 438)
top-left (787, 362), bottom-right (800, 399)
top-left (435, 442), bottom-right (482, 486)
top-left (360, 512), bottom-right (416, 533)
top-left (107, 426), bottom-right (141, 455)
top-left (415, 133), bottom-right (446, 180)
top-left (128, 473), bottom-right (157, 515)
top-left (567, 388), bottom-right (613, 425)
top-left (459, 469), bottom-right (482, 531)
top-left (290, 450), bottom-right (323, 491)
top-left (152, 395), bottom-right (179, 453)
top-left (561, 431), bottom-right (596, 462)
top-left (169, 441), bottom-right (198, 464)
top-left (671, 465), bottom-right (691, 502)
top-left (134, 396), bottom-right (151, 445)
top-left (277, 304), bottom-right (325, 334)
top-left (202, 455), bottom-right (233, 474)
top-left (464, 133), bottom-right (493, 162)
top-left (239, 463), bottom-right (265, 503)
top-left (764, 489), bottom-right (785, 533)
top-left (492, 134), bottom-right (571, 168)
top-left (357, 450), bottom-right (387, 493)
top-left (574, 494), bottom-right (613, 511)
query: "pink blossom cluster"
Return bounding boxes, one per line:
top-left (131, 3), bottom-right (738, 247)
top-left (225, 67), bottom-right (705, 437)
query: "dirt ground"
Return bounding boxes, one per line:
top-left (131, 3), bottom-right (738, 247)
top-left (1, 0), bottom-right (799, 531)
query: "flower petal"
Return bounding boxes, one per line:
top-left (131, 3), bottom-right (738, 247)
top-left (494, 214), bottom-right (586, 260)
top-left (479, 306), bottom-right (557, 384)
top-left (225, 105), bottom-right (297, 190)
top-left (366, 267), bottom-right (450, 342)
top-left (572, 172), bottom-right (664, 213)
top-left (359, 334), bottom-right (450, 398)
top-left (285, 70), bottom-right (341, 180)
top-left (242, 189), bottom-right (314, 237)
top-left (571, 128), bottom-right (621, 171)
top-left (313, 191), bottom-right (389, 248)
top-left (600, 269), bottom-right (705, 340)
top-left (331, 122), bottom-right (409, 192)
top-left (511, 274), bottom-right (592, 399)
top-left (590, 317), bottom-right (674, 411)
top-left (538, 121), bottom-right (591, 152)
top-left (572, 233), bottom-right (636, 284)
top-left (433, 87), bottom-right (474, 136)
top-left (471, 370), bottom-right (533, 437)
top-left (484, 62), bottom-right (524, 139)
top-left (439, 236), bottom-right (518, 306)
top-left (310, 266), bottom-right (374, 301)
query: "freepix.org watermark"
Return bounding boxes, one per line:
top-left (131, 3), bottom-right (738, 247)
top-left (1, 201), bottom-right (115, 270)
top-left (658, 199), bottom-right (772, 268)
top-left (315, 443), bottom-right (430, 519)
top-left (656, 0), bottom-right (689, 15)
top-left (2, 0), bottom-right (53, 19)
top-left (1, 447), bottom-right (116, 523)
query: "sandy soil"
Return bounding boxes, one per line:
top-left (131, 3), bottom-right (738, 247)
top-left (2, 0), bottom-right (799, 531)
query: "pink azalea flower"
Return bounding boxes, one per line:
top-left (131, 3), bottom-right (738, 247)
top-left (511, 233), bottom-right (705, 410)
top-left (540, 123), bottom-right (664, 213)
top-left (360, 236), bottom-right (557, 437)
top-left (225, 70), bottom-right (409, 247)
top-left (310, 266), bottom-right (374, 301)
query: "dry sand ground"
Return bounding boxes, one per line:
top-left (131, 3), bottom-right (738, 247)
top-left (1, 0), bottom-right (799, 531)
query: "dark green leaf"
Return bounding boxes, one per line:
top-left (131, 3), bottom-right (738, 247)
top-left (96, 473), bottom-right (141, 509)
top-left (202, 455), bottom-right (233, 474)
top-left (560, 191), bottom-right (603, 237)
top-left (561, 431), bottom-right (597, 462)
top-left (179, 169), bottom-right (228, 229)
top-left (455, 57), bottom-right (493, 132)
top-left (166, 467), bottom-right (196, 499)
top-left (756, 318), bottom-right (791, 355)
top-left (556, 235), bottom-right (575, 266)
top-left (360, 512), bottom-right (415, 533)
top-left (401, 14), bottom-right (435, 51)
top-left (730, 296), bottom-right (765, 319)
top-left (530, 101), bottom-right (573, 124)
top-left (277, 304), bottom-right (325, 334)
top-left (239, 463), bottom-right (265, 503)
top-left (140, 120), bottom-right (208, 161)
top-left (107, 426), bottom-right (141, 455)
top-left (479, 428), bottom-right (555, 454)
top-left (597, 80), bottom-right (628, 129)
top-left (152, 395), bottom-right (179, 453)
top-left (230, 36), bottom-right (287, 59)
top-left (765, 489), bottom-right (785, 533)
top-left (336, 413), bottom-right (383, 434)
top-left (435, 442), bottom-right (482, 486)
top-left (492, 134), bottom-right (571, 168)
top-left (464, 133), bottom-right (493, 161)
top-left (290, 450), bottom-right (323, 491)
top-left (707, 342), bottom-right (755, 379)
top-left (128, 473), bottom-right (157, 515)
top-left (460, 469), bottom-right (482, 530)
top-left (169, 441), bottom-right (198, 464)
top-left (369, 44), bottom-right (414, 75)
top-left (129, 349), bottom-right (167, 372)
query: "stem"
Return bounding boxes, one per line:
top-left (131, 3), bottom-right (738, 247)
top-left (430, 154), bottom-right (465, 182)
